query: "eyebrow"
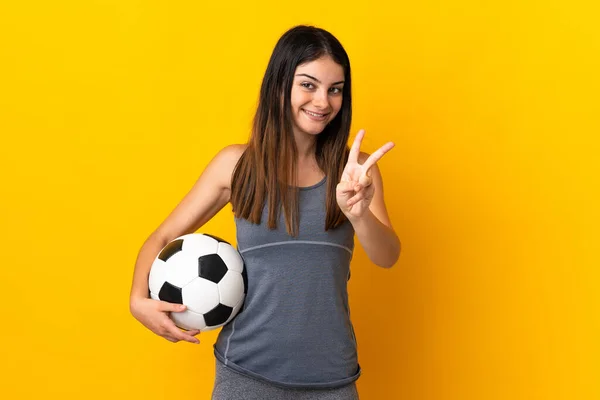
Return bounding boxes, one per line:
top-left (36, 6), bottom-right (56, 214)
top-left (295, 73), bottom-right (345, 85)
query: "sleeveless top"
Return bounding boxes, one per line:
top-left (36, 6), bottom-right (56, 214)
top-left (213, 176), bottom-right (361, 389)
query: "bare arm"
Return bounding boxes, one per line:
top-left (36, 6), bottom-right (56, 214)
top-left (349, 153), bottom-right (400, 268)
top-left (129, 144), bottom-right (245, 302)
top-left (129, 144), bottom-right (246, 342)
top-left (336, 130), bottom-right (401, 268)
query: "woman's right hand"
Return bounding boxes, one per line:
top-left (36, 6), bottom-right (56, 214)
top-left (130, 297), bottom-right (201, 344)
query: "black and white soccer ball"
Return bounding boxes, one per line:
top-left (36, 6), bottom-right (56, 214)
top-left (148, 233), bottom-right (247, 331)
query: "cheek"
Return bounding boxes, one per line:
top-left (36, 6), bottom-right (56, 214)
top-left (291, 90), bottom-right (311, 109)
top-left (331, 98), bottom-right (343, 115)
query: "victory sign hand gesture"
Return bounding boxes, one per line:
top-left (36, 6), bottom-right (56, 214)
top-left (336, 129), bottom-right (395, 220)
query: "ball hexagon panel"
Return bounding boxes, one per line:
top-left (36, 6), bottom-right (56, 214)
top-left (216, 243), bottom-right (244, 274)
top-left (171, 308), bottom-right (207, 331)
top-left (203, 233), bottom-right (230, 245)
top-left (148, 258), bottom-right (168, 295)
top-left (151, 289), bottom-right (208, 331)
top-left (179, 233), bottom-right (218, 258)
top-left (182, 277), bottom-right (220, 314)
top-left (165, 251), bottom-right (205, 288)
top-left (218, 270), bottom-right (245, 307)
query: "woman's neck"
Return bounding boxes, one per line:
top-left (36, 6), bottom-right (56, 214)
top-left (293, 131), bottom-right (317, 159)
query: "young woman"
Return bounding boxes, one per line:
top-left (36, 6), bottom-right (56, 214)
top-left (130, 25), bottom-right (400, 399)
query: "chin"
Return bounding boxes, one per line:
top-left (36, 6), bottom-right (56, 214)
top-left (304, 126), bottom-right (326, 135)
top-left (294, 120), bottom-right (329, 136)
top-left (299, 128), bottom-right (325, 136)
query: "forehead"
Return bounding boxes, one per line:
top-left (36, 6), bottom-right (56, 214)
top-left (294, 56), bottom-right (345, 83)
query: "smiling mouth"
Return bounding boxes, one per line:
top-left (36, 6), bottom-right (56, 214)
top-left (302, 109), bottom-right (329, 119)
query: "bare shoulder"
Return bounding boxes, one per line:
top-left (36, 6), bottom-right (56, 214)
top-left (150, 143), bottom-right (248, 241)
top-left (211, 143), bottom-right (248, 190)
top-left (220, 143), bottom-right (248, 161)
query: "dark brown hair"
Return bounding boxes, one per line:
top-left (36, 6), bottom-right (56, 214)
top-left (230, 25), bottom-right (352, 236)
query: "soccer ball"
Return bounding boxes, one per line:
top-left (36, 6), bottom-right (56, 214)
top-left (148, 233), bottom-right (247, 331)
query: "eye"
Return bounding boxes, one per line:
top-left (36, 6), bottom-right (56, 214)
top-left (301, 82), bottom-right (315, 89)
top-left (329, 87), bottom-right (342, 95)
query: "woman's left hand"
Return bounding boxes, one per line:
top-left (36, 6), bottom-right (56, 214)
top-left (336, 129), bottom-right (395, 220)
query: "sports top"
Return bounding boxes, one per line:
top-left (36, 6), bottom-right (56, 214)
top-left (213, 176), bottom-right (361, 389)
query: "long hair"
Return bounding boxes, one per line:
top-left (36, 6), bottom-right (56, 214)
top-left (230, 25), bottom-right (352, 237)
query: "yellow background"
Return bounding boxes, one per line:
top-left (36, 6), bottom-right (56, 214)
top-left (1, 1), bottom-right (599, 399)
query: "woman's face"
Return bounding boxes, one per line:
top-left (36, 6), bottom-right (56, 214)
top-left (290, 56), bottom-right (345, 137)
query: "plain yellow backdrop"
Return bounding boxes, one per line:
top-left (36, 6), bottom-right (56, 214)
top-left (1, 1), bottom-right (599, 399)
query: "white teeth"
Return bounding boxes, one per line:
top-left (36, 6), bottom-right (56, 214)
top-left (304, 110), bottom-right (326, 117)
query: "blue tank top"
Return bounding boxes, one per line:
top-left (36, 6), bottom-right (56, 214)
top-left (213, 176), bottom-right (361, 389)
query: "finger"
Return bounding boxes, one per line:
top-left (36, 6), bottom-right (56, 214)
top-left (361, 141), bottom-right (395, 172)
top-left (158, 313), bottom-right (200, 344)
top-left (358, 173), bottom-right (373, 188)
top-left (336, 180), bottom-right (356, 195)
top-left (168, 325), bottom-right (200, 344)
top-left (347, 186), bottom-right (372, 207)
top-left (164, 335), bottom-right (178, 343)
top-left (347, 191), bottom-right (365, 207)
top-left (160, 302), bottom-right (187, 313)
top-left (347, 129), bottom-right (366, 164)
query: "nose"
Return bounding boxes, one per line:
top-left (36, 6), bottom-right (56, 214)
top-left (312, 89), bottom-right (330, 110)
